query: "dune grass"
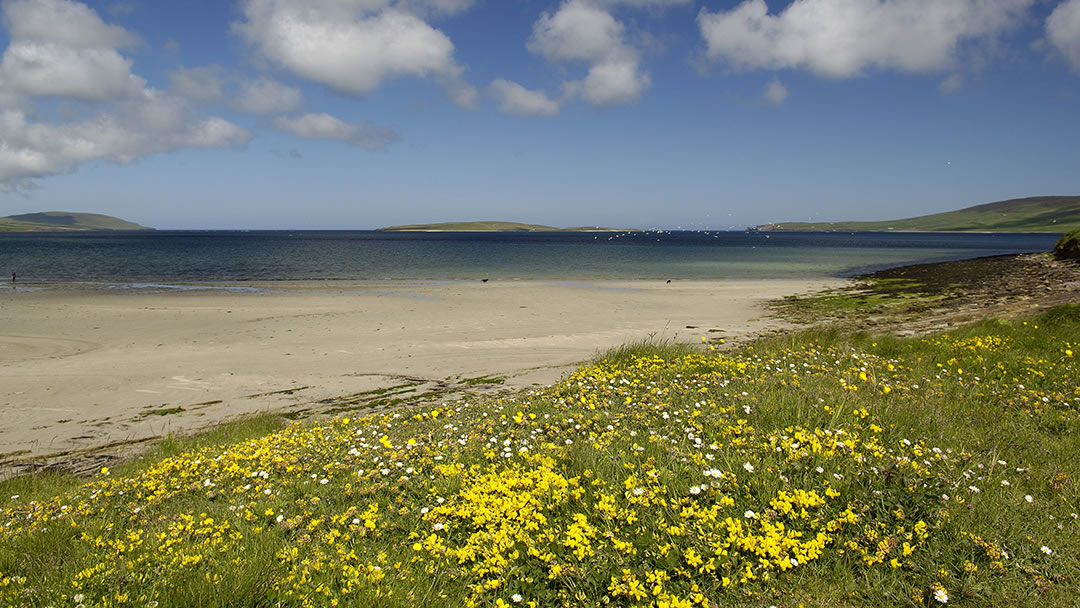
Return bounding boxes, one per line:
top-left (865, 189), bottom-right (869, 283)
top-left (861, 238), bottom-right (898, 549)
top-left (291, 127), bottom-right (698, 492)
top-left (1, 308), bottom-right (1078, 607)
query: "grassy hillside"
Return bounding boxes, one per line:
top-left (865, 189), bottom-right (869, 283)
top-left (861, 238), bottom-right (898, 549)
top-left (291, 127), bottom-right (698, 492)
top-left (378, 221), bottom-right (631, 232)
top-left (0, 212), bottom-right (151, 232)
top-left (758, 196), bottom-right (1080, 233)
top-left (2, 306), bottom-right (1078, 606)
top-left (1054, 229), bottom-right (1080, 260)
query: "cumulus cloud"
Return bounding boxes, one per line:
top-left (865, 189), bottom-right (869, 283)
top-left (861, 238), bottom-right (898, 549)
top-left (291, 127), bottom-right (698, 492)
top-left (0, 0), bottom-right (146, 102)
top-left (0, 42), bottom-right (144, 102)
top-left (529, 1), bottom-right (628, 63)
top-left (699, 0), bottom-right (1034, 78)
top-left (1047, 0), bottom-right (1080, 71)
top-left (272, 113), bottom-right (397, 148)
top-left (0, 0), bottom-right (251, 190)
top-left (489, 79), bottom-right (560, 117)
top-left (0, 100), bottom-right (251, 188)
top-left (235, 0), bottom-right (476, 106)
top-left (582, 57), bottom-right (650, 105)
top-left (168, 66), bottom-right (226, 102)
top-left (2, 0), bottom-right (140, 48)
top-left (762, 78), bottom-right (788, 104)
top-left (527, 0), bottom-right (653, 107)
top-left (233, 78), bottom-right (303, 114)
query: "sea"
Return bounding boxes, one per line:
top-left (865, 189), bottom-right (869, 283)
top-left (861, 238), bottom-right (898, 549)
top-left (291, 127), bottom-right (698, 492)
top-left (0, 230), bottom-right (1062, 286)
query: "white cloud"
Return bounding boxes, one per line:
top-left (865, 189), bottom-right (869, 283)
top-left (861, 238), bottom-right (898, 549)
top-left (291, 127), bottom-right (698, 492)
top-left (0, 0), bottom-right (252, 190)
top-left (0, 42), bottom-right (144, 102)
top-left (527, 0), bottom-right (651, 107)
top-left (530, 0), bottom-right (628, 63)
top-left (235, 0), bottom-right (476, 106)
top-left (581, 57), bottom-right (649, 106)
top-left (0, 0), bottom-right (145, 102)
top-left (2, 0), bottom-right (140, 48)
top-left (272, 113), bottom-right (397, 148)
top-left (175, 117), bottom-right (253, 148)
top-left (1047, 0), bottom-right (1080, 71)
top-left (699, 0), bottom-right (1034, 78)
top-left (489, 79), bottom-right (560, 117)
top-left (762, 78), bottom-right (788, 104)
top-left (234, 78), bottom-right (302, 114)
top-left (169, 66), bottom-right (226, 102)
top-left (0, 100), bottom-right (252, 188)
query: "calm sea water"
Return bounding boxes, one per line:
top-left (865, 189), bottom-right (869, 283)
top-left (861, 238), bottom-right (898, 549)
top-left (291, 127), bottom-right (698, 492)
top-left (0, 230), bottom-right (1061, 284)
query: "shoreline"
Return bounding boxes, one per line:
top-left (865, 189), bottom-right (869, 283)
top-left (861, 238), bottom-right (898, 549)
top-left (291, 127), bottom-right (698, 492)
top-left (7, 251), bottom-right (1076, 478)
top-left (0, 277), bottom-right (840, 476)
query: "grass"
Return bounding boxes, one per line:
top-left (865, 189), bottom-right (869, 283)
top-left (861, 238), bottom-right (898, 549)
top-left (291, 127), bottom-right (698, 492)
top-left (759, 196), bottom-right (1080, 233)
top-left (591, 337), bottom-right (700, 366)
top-left (1, 309), bottom-right (1079, 607)
top-left (0, 212), bottom-right (150, 232)
top-left (1054, 229), bottom-right (1080, 260)
top-left (770, 277), bottom-right (945, 326)
top-left (457, 375), bottom-right (508, 386)
top-left (0, 413), bottom-right (289, 506)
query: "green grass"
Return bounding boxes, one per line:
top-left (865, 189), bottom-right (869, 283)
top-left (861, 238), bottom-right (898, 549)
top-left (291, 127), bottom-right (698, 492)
top-left (0, 212), bottom-right (151, 232)
top-left (592, 337), bottom-right (700, 366)
top-left (1, 310), bottom-right (1078, 606)
top-left (0, 413), bottom-right (289, 506)
top-left (759, 196), bottom-right (1080, 233)
top-left (457, 375), bottom-right (508, 386)
top-left (1054, 229), bottom-right (1080, 260)
top-left (770, 277), bottom-right (945, 325)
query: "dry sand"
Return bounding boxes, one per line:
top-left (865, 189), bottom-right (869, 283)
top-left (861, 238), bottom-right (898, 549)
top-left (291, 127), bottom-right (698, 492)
top-left (0, 278), bottom-right (840, 469)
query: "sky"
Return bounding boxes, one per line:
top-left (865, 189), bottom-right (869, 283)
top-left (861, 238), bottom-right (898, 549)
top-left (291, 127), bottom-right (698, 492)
top-left (0, 0), bottom-right (1078, 230)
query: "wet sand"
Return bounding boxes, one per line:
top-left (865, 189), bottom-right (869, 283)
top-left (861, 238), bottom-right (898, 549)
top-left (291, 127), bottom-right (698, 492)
top-left (0, 278), bottom-right (840, 467)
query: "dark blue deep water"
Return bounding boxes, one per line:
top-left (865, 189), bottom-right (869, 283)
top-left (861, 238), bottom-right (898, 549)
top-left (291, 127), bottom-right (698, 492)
top-left (0, 230), bottom-right (1061, 284)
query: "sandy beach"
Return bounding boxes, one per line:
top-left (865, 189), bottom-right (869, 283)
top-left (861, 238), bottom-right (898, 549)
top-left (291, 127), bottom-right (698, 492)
top-left (0, 278), bottom-right (840, 469)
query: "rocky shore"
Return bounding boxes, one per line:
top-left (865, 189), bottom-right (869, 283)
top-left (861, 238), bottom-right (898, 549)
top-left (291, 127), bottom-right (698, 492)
top-left (775, 252), bottom-right (1080, 335)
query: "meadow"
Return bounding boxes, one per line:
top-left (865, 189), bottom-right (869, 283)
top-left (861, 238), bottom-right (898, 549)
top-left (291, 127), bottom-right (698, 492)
top-left (1, 305), bottom-right (1078, 607)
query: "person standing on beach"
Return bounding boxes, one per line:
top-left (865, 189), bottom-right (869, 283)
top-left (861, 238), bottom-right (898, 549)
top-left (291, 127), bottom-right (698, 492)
top-left (10, 271), bottom-right (14, 283)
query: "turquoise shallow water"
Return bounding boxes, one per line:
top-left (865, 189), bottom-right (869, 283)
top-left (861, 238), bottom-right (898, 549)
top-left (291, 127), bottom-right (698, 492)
top-left (0, 230), bottom-right (1060, 284)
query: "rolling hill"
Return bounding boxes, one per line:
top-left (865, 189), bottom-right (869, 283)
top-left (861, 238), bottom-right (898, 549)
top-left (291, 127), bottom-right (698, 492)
top-left (0, 212), bottom-right (152, 232)
top-left (757, 196), bottom-right (1080, 233)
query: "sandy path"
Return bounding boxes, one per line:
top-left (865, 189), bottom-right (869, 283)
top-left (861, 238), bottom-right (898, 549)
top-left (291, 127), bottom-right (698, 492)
top-left (0, 278), bottom-right (839, 466)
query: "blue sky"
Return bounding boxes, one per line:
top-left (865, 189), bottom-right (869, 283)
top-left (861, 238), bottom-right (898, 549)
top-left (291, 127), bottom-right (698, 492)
top-left (0, 0), bottom-right (1077, 229)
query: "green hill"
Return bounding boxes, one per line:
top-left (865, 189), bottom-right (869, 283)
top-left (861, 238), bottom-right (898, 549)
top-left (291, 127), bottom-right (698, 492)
top-left (378, 221), bottom-right (633, 232)
top-left (757, 196), bottom-right (1080, 233)
top-left (0, 212), bottom-right (152, 232)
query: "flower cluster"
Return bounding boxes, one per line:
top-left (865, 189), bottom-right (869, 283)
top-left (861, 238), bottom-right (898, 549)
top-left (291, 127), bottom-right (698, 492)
top-left (1, 311), bottom-right (1078, 606)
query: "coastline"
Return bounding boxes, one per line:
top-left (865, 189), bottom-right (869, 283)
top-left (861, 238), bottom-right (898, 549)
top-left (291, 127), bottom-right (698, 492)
top-left (7, 250), bottom-right (1076, 477)
top-left (0, 277), bottom-right (840, 474)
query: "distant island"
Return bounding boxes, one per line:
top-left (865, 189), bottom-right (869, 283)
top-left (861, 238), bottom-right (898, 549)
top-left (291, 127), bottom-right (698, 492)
top-left (377, 221), bottom-right (638, 232)
top-left (0, 212), bottom-right (152, 232)
top-left (756, 196), bottom-right (1080, 233)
